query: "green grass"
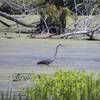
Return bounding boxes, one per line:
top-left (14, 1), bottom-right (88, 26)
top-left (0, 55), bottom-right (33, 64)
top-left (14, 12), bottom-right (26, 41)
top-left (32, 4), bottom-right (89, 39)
top-left (28, 71), bottom-right (100, 100)
top-left (0, 70), bottom-right (100, 100)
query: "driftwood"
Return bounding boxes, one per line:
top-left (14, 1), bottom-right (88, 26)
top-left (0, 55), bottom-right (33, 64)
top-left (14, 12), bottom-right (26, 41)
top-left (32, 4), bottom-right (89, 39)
top-left (51, 31), bottom-right (89, 38)
top-left (51, 25), bottom-right (100, 39)
top-left (0, 10), bottom-right (99, 40)
top-left (0, 19), bottom-right (11, 27)
top-left (0, 11), bottom-right (36, 28)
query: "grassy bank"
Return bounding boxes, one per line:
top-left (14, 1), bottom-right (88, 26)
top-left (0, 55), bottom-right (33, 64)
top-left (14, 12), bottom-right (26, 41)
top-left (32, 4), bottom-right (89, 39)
top-left (0, 70), bottom-right (100, 100)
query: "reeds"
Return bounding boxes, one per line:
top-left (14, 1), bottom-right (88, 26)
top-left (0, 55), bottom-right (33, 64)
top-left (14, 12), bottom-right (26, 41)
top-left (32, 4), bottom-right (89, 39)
top-left (29, 71), bottom-right (100, 100)
top-left (0, 71), bottom-right (100, 100)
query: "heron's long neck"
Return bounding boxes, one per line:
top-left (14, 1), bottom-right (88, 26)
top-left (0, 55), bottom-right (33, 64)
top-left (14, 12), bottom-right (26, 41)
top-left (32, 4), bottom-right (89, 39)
top-left (53, 46), bottom-right (59, 60)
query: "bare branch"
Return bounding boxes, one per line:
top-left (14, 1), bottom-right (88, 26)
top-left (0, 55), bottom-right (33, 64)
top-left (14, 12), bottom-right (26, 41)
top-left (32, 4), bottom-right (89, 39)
top-left (0, 19), bottom-right (11, 27)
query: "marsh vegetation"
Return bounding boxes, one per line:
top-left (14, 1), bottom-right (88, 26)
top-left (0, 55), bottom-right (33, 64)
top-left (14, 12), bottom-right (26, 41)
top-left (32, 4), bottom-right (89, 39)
top-left (0, 0), bottom-right (100, 99)
top-left (0, 71), bottom-right (100, 100)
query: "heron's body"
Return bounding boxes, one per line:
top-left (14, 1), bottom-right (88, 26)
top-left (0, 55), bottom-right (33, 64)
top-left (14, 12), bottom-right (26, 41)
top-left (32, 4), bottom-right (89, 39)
top-left (37, 44), bottom-right (63, 65)
top-left (37, 59), bottom-right (53, 65)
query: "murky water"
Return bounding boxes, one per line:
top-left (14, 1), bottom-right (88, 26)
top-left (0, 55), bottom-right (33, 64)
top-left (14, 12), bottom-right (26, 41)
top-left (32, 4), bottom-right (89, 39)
top-left (0, 39), bottom-right (100, 90)
top-left (0, 39), bottom-right (100, 72)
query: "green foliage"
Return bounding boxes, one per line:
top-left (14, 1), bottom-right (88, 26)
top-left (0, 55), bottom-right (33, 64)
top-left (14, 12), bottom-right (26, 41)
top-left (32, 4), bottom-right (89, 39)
top-left (45, 5), bottom-right (63, 27)
top-left (0, 71), bottom-right (100, 100)
top-left (96, 0), bottom-right (100, 3)
top-left (53, 0), bottom-right (65, 7)
top-left (0, 90), bottom-right (14, 100)
top-left (29, 71), bottom-right (100, 100)
top-left (34, 0), bottom-right (46, 6)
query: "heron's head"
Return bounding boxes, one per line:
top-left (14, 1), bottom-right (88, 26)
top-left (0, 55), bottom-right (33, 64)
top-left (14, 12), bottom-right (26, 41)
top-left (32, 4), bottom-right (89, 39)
top-left (56, 44), bottom-right (64, 50)
top-left (57, 44), bottom-right (64, 47)
top-left (54, 44), bottom-right (64, 59)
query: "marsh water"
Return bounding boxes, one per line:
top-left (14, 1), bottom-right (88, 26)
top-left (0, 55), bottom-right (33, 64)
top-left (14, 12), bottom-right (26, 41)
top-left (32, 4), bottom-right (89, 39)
top-left (0, 39), bottom-right (100, 90)
top-left (0, 39), bottom-right (100, 71)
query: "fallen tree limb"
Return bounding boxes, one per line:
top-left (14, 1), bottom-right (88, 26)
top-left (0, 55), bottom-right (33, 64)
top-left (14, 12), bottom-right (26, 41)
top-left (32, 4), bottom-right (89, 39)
top-left (0, 19), bottom-right (11, 27)
top-left (0, 11), bottom-right (36, 28)
top-left (51, 30), bottom-right (90, 38)
top-left (51, 20), bottom-right (100, 39)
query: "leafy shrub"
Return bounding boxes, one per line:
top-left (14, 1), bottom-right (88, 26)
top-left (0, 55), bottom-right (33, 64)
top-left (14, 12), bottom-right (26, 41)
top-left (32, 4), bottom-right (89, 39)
top-left (0, 71), bottom-right (100, 100)
top-left (28, 71), bottom-right (100, 100)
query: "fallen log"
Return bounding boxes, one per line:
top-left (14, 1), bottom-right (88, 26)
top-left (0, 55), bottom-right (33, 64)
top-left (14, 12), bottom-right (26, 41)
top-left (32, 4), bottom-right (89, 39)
top-left (0, 20), bottom-right (11, 27)
top-left (51, 30), bottom-right (90, 38)
top-left (51, 24), bottom-right (100, 39)
top-left (0, 11), bottom-right (36, 28)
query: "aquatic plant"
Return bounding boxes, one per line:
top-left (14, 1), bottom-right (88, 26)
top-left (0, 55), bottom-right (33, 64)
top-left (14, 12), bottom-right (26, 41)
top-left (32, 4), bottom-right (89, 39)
top-left (29, 71), bottom-right (100, 100)
top-left (0, 71), bottom-right (100, 100)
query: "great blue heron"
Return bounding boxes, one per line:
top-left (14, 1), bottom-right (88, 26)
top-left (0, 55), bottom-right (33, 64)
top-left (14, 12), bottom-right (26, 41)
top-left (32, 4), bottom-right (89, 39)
top-left (37, 44), bottom-right (64, 65)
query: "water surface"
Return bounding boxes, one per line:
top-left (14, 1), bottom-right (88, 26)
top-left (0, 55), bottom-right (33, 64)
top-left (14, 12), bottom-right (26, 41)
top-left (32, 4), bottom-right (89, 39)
top-left (0, 39), bottom-right (100, 73)
top-left (0, 39), bottom-right (100, 90)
